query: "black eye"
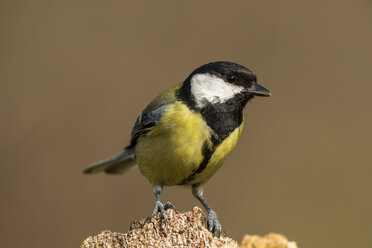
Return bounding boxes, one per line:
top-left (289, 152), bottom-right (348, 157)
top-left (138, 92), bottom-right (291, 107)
top-left (227, 74), bottom-right (236, 83)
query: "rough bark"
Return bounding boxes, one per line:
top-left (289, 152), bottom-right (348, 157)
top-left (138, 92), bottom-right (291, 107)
top-left (81, 207), bottom-right (297, 248)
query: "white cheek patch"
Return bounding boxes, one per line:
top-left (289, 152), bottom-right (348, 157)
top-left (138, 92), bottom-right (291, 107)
top-left (190, 73), bottom-right (244, 108)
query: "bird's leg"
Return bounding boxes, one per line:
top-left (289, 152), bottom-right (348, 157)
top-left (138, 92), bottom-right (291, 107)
top-left (152, 185), bottom-right (175, 219)
top-left (192, 184), bottom-right (222, 237)
top-left (152, 185), bottom-right (165, 218)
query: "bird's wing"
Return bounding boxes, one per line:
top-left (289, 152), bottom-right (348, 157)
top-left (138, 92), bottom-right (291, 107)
top-left (127, 104), bottom-right (170, 148)
top-left (126, 83), bottom-right (182, 148)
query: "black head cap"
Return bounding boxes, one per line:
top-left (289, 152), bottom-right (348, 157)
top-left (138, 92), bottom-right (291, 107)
top-left (186, 61), bottom-right (256, 88)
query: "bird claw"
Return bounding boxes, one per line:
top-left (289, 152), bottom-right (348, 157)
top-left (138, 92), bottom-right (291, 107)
top-left (152, 201), bottom-right (175, 219)
top-left (152, 200), bottom-right (165, 218)
top-left (164, 201), bottom-right (176, 211)
top-left (207, 210), bottom-right (222, 237)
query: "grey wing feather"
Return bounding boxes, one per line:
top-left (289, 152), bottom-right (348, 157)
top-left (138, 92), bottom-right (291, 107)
top-left (127, 104), bottom-right (170, 148)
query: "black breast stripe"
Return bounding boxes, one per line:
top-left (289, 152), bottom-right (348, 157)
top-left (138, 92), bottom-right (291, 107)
top-left (180, 140), bottom-right (215, 185)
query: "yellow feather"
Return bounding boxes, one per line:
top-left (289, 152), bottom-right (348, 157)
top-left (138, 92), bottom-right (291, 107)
top-left (136, 101), bottom-right (211, 186)
top-left (136, 101), bottom-right (244, 187)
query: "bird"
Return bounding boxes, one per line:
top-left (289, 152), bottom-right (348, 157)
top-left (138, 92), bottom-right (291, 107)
top-left (84, 61), bottom-right (271, 236)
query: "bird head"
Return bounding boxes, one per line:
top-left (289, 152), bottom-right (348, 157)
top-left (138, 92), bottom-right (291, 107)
top-left (178, 61), bottom-right (271, 110)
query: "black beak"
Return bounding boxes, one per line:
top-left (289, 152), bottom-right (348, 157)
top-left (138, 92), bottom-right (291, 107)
top-left (247, 83), bottom-right (271, 97)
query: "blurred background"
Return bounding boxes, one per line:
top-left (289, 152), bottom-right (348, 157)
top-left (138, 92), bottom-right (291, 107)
top-left (1, 1), bottom-right (371, 247)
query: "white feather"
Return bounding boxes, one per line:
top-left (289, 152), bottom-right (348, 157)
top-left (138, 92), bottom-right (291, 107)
top-left (190, 73), bottom-right (244, 108)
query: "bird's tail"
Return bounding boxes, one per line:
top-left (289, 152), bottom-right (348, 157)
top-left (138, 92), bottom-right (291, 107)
top-left (83, 148), bottom-right (136, 174)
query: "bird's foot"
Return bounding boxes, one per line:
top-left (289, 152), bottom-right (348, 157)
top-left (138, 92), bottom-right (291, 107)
top-left (164, 201), bottom-right (176, 211)
top-left (152, 201), bottom-right (175, 219)
top-left (207, 210), bottom-right (222, 237)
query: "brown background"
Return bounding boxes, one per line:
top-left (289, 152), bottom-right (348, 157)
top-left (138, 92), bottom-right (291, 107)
top-left (1, 1), bottom-right (371, 248)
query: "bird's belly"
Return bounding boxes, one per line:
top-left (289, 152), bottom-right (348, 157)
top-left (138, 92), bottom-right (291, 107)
top-left (135, 102), bottom-right (211, 186)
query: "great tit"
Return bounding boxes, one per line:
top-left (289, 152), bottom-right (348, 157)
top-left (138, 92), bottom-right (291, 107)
top-left (84, 61), bottom-right (271, 236)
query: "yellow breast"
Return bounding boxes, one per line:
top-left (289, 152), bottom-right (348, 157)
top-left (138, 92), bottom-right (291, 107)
top-left (135, 101), bottom-right (212, 186)
top-left (135, 101), bottom-right (244, 187)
